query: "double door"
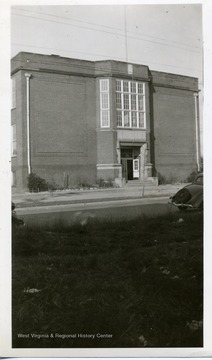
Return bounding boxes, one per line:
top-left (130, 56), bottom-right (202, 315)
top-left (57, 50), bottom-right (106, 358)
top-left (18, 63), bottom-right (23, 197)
top-left (121, 158), bottom-right (140, 181)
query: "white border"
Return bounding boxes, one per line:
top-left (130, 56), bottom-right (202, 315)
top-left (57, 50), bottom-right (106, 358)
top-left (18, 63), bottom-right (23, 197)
top-left (1, 0), bottom-right (212, 357)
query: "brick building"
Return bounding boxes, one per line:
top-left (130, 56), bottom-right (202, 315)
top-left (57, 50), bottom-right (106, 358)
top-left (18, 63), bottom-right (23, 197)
top-left (11, 52), bottom-right (201, 192)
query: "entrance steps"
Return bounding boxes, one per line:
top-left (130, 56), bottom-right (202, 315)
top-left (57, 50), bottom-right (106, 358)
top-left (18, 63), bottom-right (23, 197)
top-left (126, 178), bottom-right (158, 187)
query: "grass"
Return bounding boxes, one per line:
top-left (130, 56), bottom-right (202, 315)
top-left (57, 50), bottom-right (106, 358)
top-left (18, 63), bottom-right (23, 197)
top-left (12, 211), bottom-right (203, 348)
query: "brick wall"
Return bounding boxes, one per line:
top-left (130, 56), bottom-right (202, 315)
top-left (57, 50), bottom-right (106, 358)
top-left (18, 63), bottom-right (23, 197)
top-left (29, 72), bottom-right (97, 187)
top-left (12, 55), bottom-right (98, 190)
top-left (153, 85), bottom-right (197, 181)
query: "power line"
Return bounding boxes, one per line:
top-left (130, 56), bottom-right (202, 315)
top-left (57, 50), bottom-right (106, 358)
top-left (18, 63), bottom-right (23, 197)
top-left (12, 10), bottom-right (202, 54)
top-left (12, 6), bottom-right (124, 32)
top-left (124, 6), bottom-right (128, 63)
top-left (12, 6), bottom-right (201, 52)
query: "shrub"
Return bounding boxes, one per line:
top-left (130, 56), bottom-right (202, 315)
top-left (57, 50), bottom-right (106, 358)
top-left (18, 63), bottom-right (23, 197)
top-left (157, 172), bottom-right (167, 185)
top-left (157, 172), bottom-right (178, 185)
top-left (27, 172), bottom-right (48, 192)
top-left (27, 172), bottom-right (59, 192)
top-left (96, 178), bottom-right (114, 188)
top-left (48, 180), bottom-right (60, 191)
top-left (187, 169), bottom-right (202, 183)
top-left (77, 177), bottom-right (92, 189)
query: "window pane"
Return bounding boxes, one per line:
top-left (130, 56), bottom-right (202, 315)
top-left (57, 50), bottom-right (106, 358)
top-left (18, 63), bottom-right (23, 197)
top-left (101, 93), bottom-right (109, 109)
top-left (101, 110), bottom-right (109, 127)
top-left (121, 148), bottom-right (133, 158)
top-left (11, 78), bottom-right (16, 108)
top-left (12, 141), bottom-right (17, 155)
top-left (116, 80), bottom-right (121, 92)
top-left (116, 93), bottom-right (122, 109)
top-left (12, 125), bottom-right (16, 140)
top-left (134, 160), bottom-right (139, 170)
top-left (138, 95), bottom-right (144, 110)
top-left (123, 94), bottom-right (129, 109)
top-left (131, 94), bottom-right (137, 110)
top-left (100, 79), bottom-right (109, 92)
top-left (131, 82), bottom-right (136, 93)
top-left (11, 171), bottom-right (16, 186)
top-left (124, 112), bottom-right (130, 127)
top-left (138, 83), bottom-right (144, 94)
top-left (123, 81), bottom-right (129, 92)
top-left (131, 112), bottom-right (137, 127)
top-left (117, 111), bottom-right (122, 126)
top-left (139, 112), bottom-right (145, 128)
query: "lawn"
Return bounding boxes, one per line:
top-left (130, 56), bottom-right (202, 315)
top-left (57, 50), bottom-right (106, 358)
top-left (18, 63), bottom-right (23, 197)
top-left (12, 210), bottom-right (203, 348)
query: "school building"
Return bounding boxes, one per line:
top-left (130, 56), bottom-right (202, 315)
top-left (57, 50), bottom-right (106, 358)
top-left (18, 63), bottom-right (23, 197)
top-left (11, 52), bottom-right (201, 192)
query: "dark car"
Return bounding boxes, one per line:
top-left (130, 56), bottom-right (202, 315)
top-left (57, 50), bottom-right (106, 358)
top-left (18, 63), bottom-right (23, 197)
top-left (169, 173), bottom-right (203, 211)
top-left (12, 202), bottom-right (25, 226)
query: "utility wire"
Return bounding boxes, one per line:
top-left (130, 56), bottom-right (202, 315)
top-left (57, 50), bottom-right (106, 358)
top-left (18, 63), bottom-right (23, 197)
top-left (124, 6), bottom-right (128, 63)
top-left (12, 11), bottom-right (201, 54)
top-left (12, 6), bottom-right (201, 51)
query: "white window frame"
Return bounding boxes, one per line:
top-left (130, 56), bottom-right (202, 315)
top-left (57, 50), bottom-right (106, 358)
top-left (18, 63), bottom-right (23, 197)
top-left (100, 79), bottom-right (110, 128)
top-left (11, 77), bottom-right (16, 109)
top-left (116, 80), bottom-right (146, 129)
top-left (11, 170), bottom-right (16, 187)
top-left (11, 124), bottom-right (17, 157)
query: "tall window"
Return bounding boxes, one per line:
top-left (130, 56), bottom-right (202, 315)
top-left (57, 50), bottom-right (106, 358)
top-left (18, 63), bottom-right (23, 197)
top-left (11, 171), bottom-right (16, 187)
top-left (11, 77), bottom-right (16, 109)
top-left (116, 80), bottom-right (146, 129)
top-left (11, 125), bottom-right (17, 156)
top-left (100, 79), bottom-right (110, 128)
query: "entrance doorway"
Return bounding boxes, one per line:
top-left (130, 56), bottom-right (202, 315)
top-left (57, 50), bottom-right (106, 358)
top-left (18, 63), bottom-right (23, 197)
top-left (121, 159), bottom-right (133, 181)
top-left (121, 146), bottom-right (140, 181)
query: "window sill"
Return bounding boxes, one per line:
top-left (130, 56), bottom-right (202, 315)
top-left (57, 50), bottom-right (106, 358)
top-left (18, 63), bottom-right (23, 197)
top-left (117, 127), bottom-right (146, 130)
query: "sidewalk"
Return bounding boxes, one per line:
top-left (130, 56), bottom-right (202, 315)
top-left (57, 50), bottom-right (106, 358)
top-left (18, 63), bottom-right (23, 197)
top-left (12, 183), bottom-right (187, 208)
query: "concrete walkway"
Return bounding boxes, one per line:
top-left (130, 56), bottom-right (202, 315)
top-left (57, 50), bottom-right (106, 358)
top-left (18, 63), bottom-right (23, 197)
top-left (12, 183), bottom-right (187, 208)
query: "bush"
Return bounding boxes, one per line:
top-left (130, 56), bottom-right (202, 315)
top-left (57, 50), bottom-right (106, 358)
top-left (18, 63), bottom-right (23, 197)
top-left (96, 178), bottom-right (114, 188)
top-left (27, 172), bottom-right (58, 192)
top-left (157, 172), bottom-right (167, 185)
top-left (187, 169), bottom-right (202, 183)
top-left (76, 177), bottom-right (92, 189)
top-left (27, 172), bottom-right (47, 192)
top-left (157, 172), bottom-right (178, 185)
